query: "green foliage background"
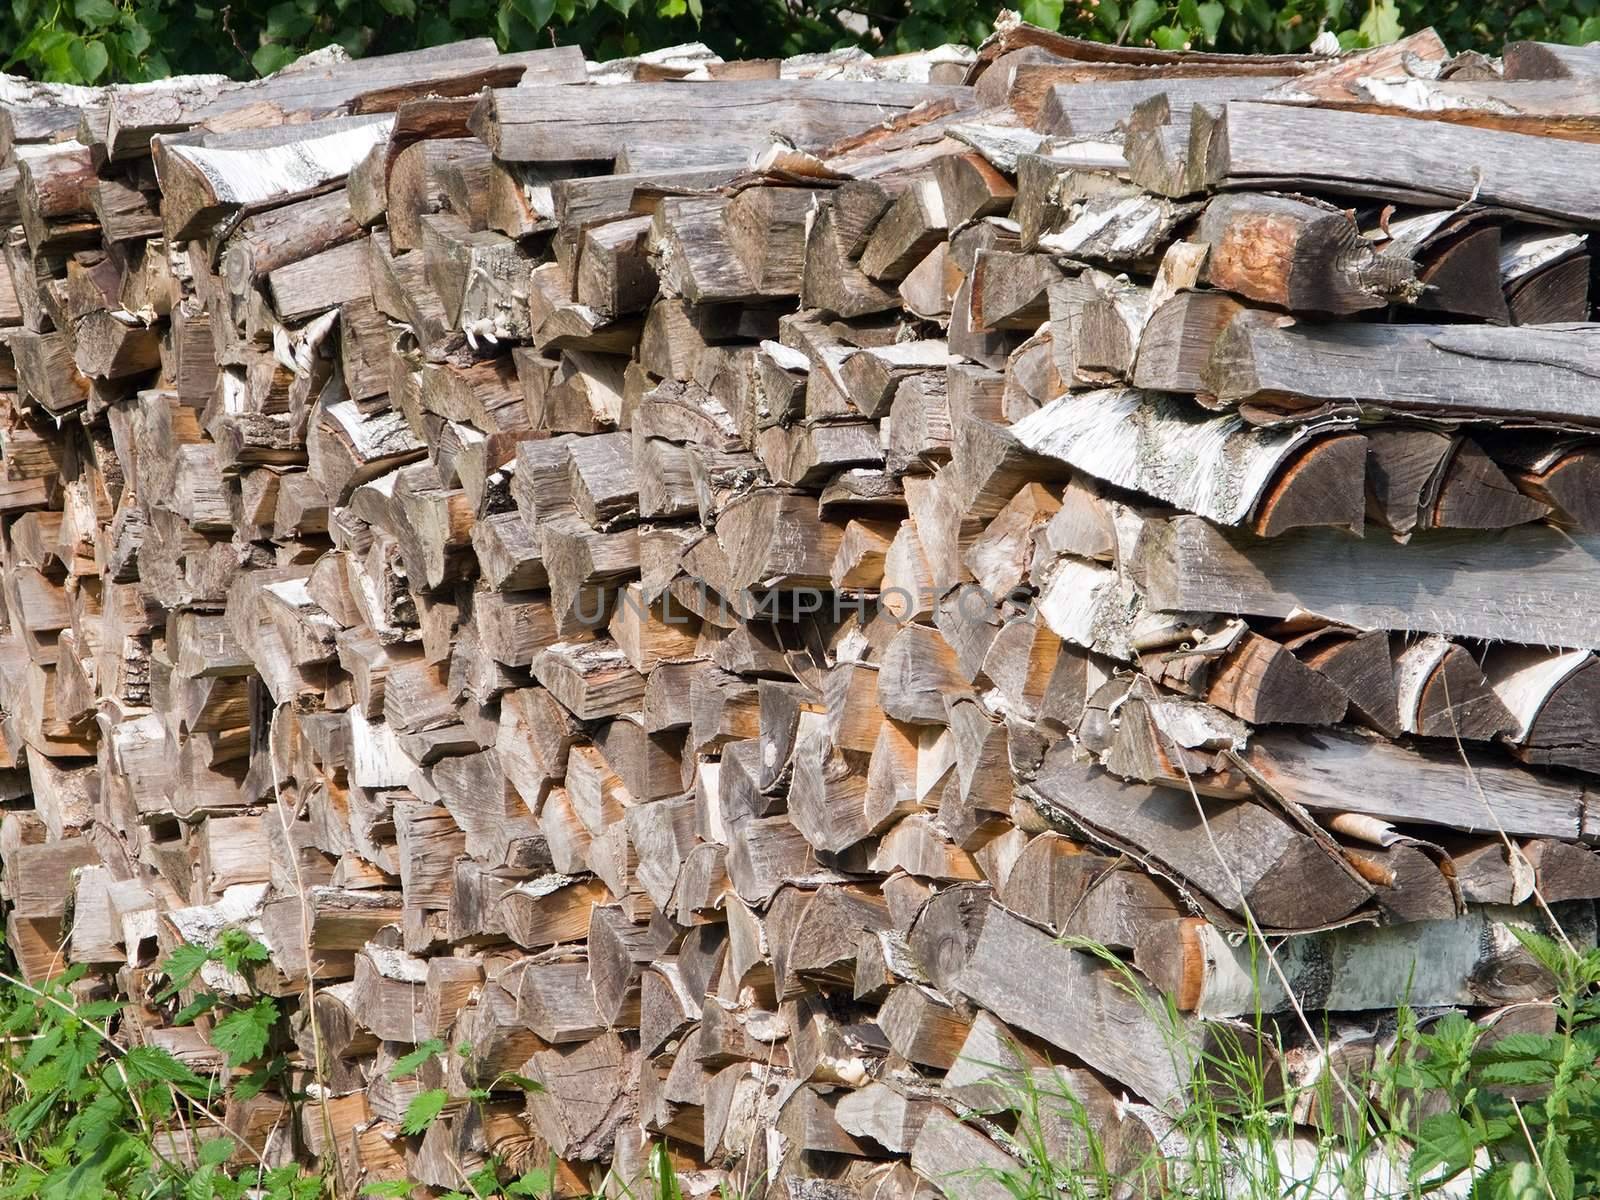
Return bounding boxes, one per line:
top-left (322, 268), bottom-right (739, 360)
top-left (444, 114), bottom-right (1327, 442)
top-left (3, 0), bottom-right (1598, 88)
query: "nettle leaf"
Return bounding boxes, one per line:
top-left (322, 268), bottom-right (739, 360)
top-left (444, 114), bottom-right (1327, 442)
top-left (1412, 1112), bottom-right (1478, 1181)
top-left (232, 1060), bottom-right (279, 1101)
top-left (210, 997), bottom-right (278, 1067)
top-left (1474, 1032), bottom-right (1561, 1065)
top-left (361, 1182), bottom-right (413, 1198)
top-left (496, 1073), bottom-right (545, 1093)
top-left (198, 1137), bottom-right (236, 1167)
top-left (173, 993), bottom-right (219, 1026)
top-left (121, 1044), bottom-right (204, 1088)
top-left (388, 1037), bottom-right (446, 1079)
top-left (20, 1023), bottom-right (63, 1072)
top-left (215, 929), bottom-right (270, 973)
top-left (401, 1087), bottom-right (450, 1135)
top-left (157, 943), bottom-right (210, 999)
top-left (508, 1167), bottom-right (553, 1196)
top-left (1542, 1133), bottom-right (1575, 1200)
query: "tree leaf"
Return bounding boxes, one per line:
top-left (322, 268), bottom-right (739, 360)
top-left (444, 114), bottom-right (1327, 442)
top-left (1476, 1059), bottom-right (1557, 1087)
top-left (1020, 0), bottom-right (1065, 29)
top-left (1150, 23), bottom-right (1188, 47)
top-left (1126, 0), bottom-right (1161, 37)
top-left (1196, 0), bottom-right (1225, 40)
top-left (252, 43), bottom-right (299, 75)
top-left (73, 0), bottom-right (117, 28)
top-left (1357, 0), bottom-right (1403, 45)
top-left (1510, 927), bottom-right (1570, 980)
top-left (401, 1087), bottom-right (450, 1135)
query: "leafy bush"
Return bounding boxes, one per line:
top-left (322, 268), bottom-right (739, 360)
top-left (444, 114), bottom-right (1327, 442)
top-left (2, 0), bottom-right (1598, 87)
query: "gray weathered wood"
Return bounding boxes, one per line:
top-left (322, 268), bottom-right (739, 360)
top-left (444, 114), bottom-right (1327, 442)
top-left (469, 81), bottom-right (974, 163)
top-left (1028, 748), bottom-right (1371, 930)
top-left (1140, 514), bottom-right (1600, 651)
top-left (1206, 309), bottom-right (1600, 425)
top-left (1196, 100), bottom-right (1600, 223)
top-left (1247, 727), bottom-right (1593, 839)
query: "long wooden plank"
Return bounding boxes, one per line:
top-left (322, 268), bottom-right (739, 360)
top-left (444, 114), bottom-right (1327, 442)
top-left (1140, 514), bottom-right (1600, 651)
top-left (1205, 309), bottom-right (1600, 425)
top-left (1247, 727), bottom-right (1593, 840)
top-left (1028, 749), bottom-right (1372, 930)
top-left (469, 81), bottom-right (975, 162)
top-left (105, 44), bottom-right (586, 160)
top-left (1147, 903), bottom-right (1595, 1018)
top-left (1034, 76), bottom-right (1284, 136)
top-left (1200, 100), bottom-right (1600, 223)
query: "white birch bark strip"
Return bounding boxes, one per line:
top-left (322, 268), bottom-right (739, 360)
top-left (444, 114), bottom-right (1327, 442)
top-left (1012, 387), bottom-right (1347, 525)
top-left (161, 116), bottom-right (393, 207)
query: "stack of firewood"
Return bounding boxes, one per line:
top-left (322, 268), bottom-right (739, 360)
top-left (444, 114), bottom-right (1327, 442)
top-left (6, 15), bottom-right (1600, 1195)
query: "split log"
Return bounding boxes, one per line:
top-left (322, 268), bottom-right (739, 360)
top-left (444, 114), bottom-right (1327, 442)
top-left (1141, 515), bottom-right (1600, 651)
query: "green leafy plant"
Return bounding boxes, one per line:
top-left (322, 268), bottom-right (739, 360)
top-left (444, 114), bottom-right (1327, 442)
top-left (0, 928), bottom-right (316, 1200)
top-left (4, 0), bottom-right (1600, 88)
top-left (1382, 929), bottom-right (1600, 1200)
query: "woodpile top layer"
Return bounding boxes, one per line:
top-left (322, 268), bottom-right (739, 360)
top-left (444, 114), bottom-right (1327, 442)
top-left (1, 18), bottom-right (1600, 1198)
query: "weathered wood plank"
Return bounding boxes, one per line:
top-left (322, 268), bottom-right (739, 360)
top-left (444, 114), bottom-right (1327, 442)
top-left (1206, 309), bottom-right (1600, 425)
top-left (469, 80), bottom-right (975, 162)
top-left (1140, 514), bottom-right (1600, 651)
top-left (1194, 100), bottom-right (1600, 223)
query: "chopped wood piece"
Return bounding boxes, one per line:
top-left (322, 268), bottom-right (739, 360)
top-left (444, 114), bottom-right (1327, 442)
top-left (1197, 193), bottom-right (1419, 313)
top-left (471, 81), bottom-right (972, 162)
top-left (1142, 515), bottom-right (1600, 651)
